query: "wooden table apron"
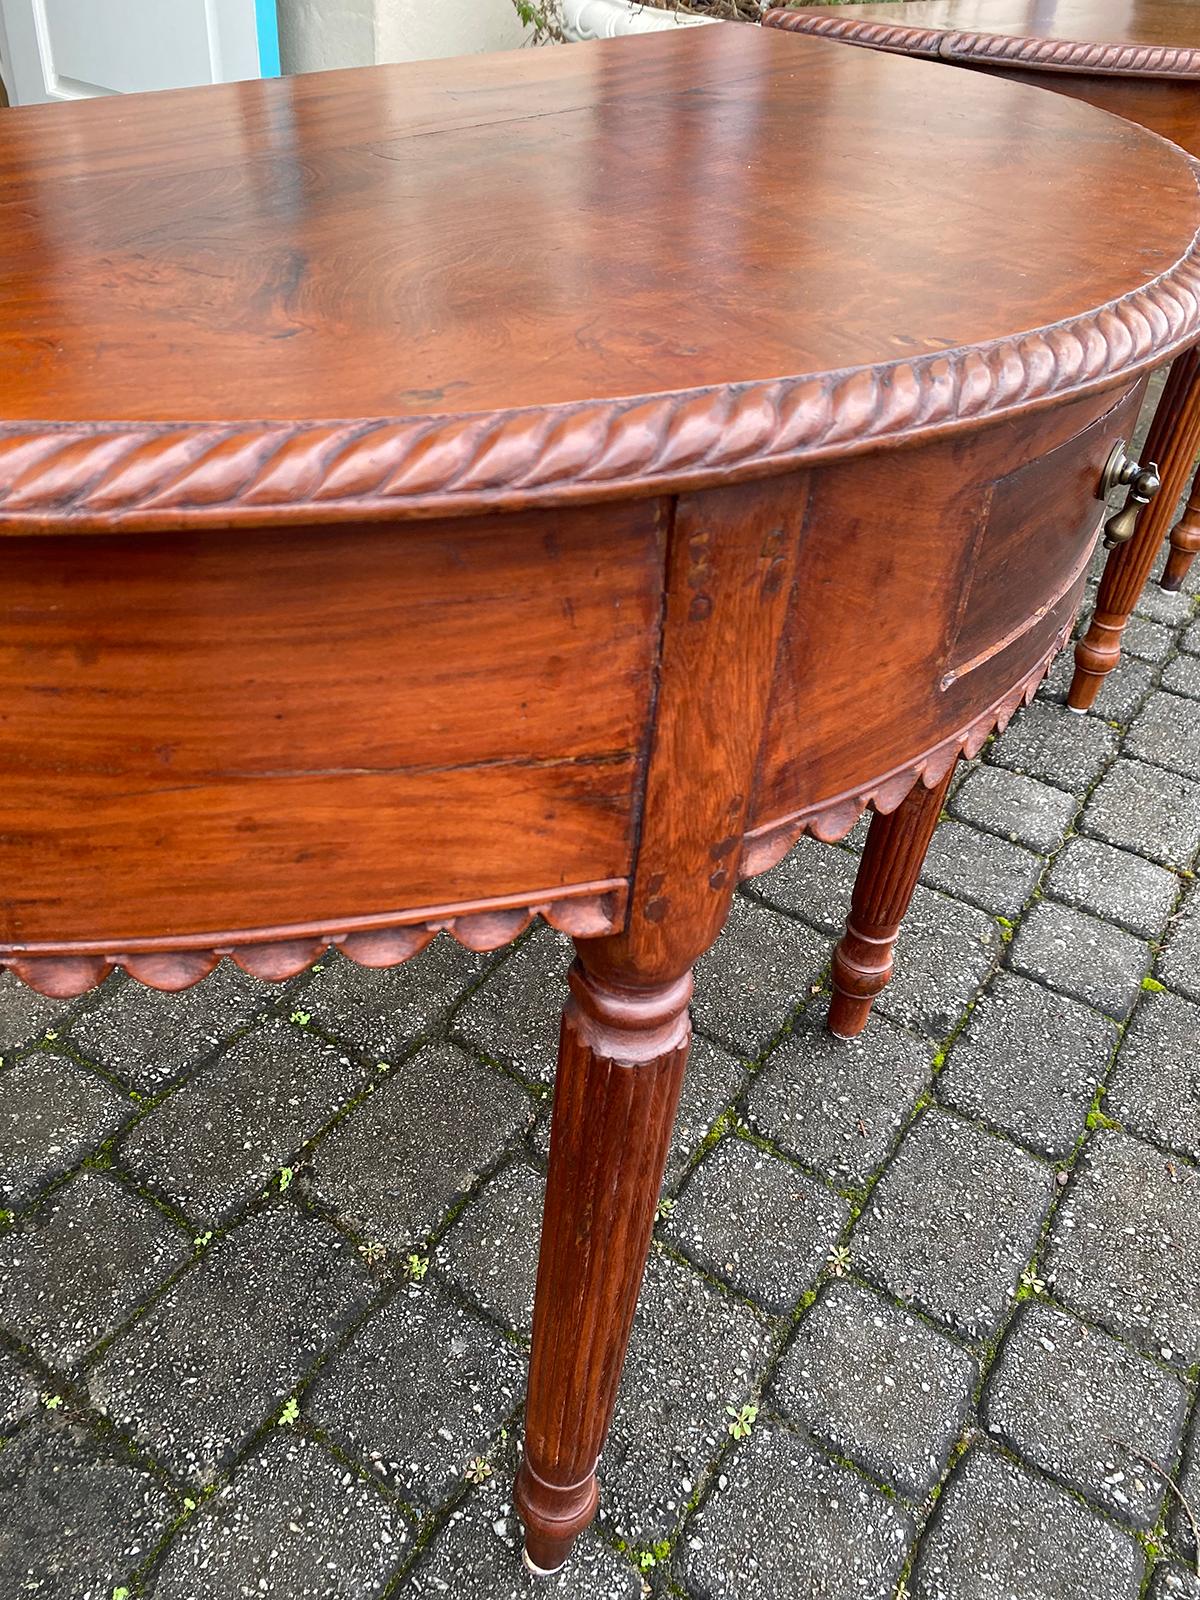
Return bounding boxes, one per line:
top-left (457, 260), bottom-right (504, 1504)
top-left (767, 1), bottom-right (1200, 718)
top-left (2, 25), bottom-right (1199, 1575)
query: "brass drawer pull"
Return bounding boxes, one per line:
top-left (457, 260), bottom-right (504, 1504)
top-left (1098, 440), bottom-right (1162, 548)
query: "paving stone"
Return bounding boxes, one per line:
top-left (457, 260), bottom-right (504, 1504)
top-left (747, 835), bottom-right (857, 934)
top-left (984, 1301), bottom-right (1188, 1528)
top-left (0, 970), bottom-right (76, 1056)
top-left (938, 973), bottom-right (1114, 1158)
top-left (853, 1111), bottom-right (1053, 1341)
top-left (1158, 884), bottom-right (1200, 1002)
top-left (0, 1171), bottom-right (190, 1369)
top-left (1044, 836), bottom-right (1181, 938)
top-left (1186, 615), bottom-right (1200, 653)
top-left (1127, 691), bottom-right (1200, 781)
top-left (599, 1249), bottom-right (770, 1544)
top-left (665, 1035), bottom-right (748, 1186)
top-left (301, 939), bottom-right (491, 1056)
top-left (1162, 651), bottom-right (1200, 700)
top-left (1175, 1414), bottom-right (1200, 1565)
top-left (406, 1481), bottom-right (640, 1600)
top-left (773, 1280), bottom-right (977, 1498)
top-left (307, 1281), bottom-right (524, 1510)
top-left (680, 1422), bottom-right (912, 1600)
top-left (1009, 899), bottom-right (1148, 1019)
top-left (1046, 1131), bottom-right (1200, 1368)
top-left (913, 1447), bottom-right (1143, 1600)
top-left (0, 1347), bottom-right (38, 1429)
top-left (529, 1033), bottom-right (748, 1190)
top-left (1135, 577), bottom-right (1194, 626)
top-left (1039, 648), bottom-right (1156, 725)
top-left (989, 699), bottom-right (1119, 791)
top-left (1083, 757), bottom-right (1200, 868)
top-left (0, 1415), bottom-right (175, 1600)
top-left (0, 1054), bottom-right (132, 1208)
top-left (151, 1432), bottom-right (407, 1600)
top-left (919, 820), bottom-right (1043, 918)
top-left (691, 896), bottom-right (829, 1056)
top-left (70, 963), bottom-right (275, 1093)
top-left (1152, 1567), bottom-right (1200, 1600)
top-left (874, 886), bottom-right (1001, 1038)
top-left (310, 1042), bottom-right (534, 1249)
top-left (663, 1136), bottom-right (847, 1313)
top-left (452, 926), bottom-right (571, 1085)
top-left (121, 1019), bottom-right (375, 1224)
top-left (1123, 616), bottom-right (1175, 663)
top-left (89, 1205), bottom-right (374, 1484)
top-left (745, 1000), bottom-right (930, 1185)
top-left (950, 764), bottom-right (1077, 854)
top-left (436, 1159), bottom-right (542, 1333)
top-left (1108, 990), bottom-right (1200, 1162)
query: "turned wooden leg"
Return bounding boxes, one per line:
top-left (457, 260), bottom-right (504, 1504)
top-left (828, 765), bottom-right (956, 1039)
top-left (515, 951), bottom-right (691, 1575)
top-left (1162, 469), bottom-right (1200, 592)
top-left (1070, 349), bottom-right (1200, 709)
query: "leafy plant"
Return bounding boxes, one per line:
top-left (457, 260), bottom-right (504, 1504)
top-left (726, 1402), bottom-right (757, 1439)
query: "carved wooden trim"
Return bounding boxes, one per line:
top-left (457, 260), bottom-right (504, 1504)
top-left (0, 881), bottom-right (627, 998)
top-left (764, 10), bottom-right (1200, 80)
top-left (942, 30), bottom-right (1200, 80)
top-left (5, 222), bottom-right (1200, 531)
top-left (738, 617), bottom-right (1073, 881)
top-left (765, 10), bottom-right (945, 59)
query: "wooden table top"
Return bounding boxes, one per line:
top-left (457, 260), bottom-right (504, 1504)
top-left (3, 23), bottom-right (1200, 532)
top-left (771, 1), bottom-right (1200, 77)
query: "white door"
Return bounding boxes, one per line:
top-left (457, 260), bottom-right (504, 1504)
top-left (0, 0), bottom-right (279, 105)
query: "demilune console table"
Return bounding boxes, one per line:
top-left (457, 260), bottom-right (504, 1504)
top-left (1, 25), bottom-right (1198, 1575)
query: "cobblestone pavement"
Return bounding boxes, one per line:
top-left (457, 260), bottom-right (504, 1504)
top-left (3, 506), bottom-right (1200, 1597)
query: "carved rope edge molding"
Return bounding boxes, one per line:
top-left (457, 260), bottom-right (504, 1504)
top-left (737, 617), bottom-right (1073, 883)
top-left (4, 227), bottom-right (1200, 529)
top-left (1, 886), bottom-right (626, 999)
top-left (763, 10), bottom-right (1200, 79)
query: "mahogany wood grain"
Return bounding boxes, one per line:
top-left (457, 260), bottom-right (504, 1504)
top-left (3, 27), bottom-right (1200, 1574)
top-left (767, 3), bottom-right (1200, 605)
top-left (0, 504), bottom-right (662, 946)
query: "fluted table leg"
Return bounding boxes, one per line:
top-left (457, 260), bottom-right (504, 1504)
top-left (513, 473), bottom-right (809, 1573)
top-left (1070, 350), bottom-right (1200, 709)
top-left (828, 765), bottom-right (957, 1039)
top-left (515, 954), bottom-right (690, 1574)
top-left (1162, 470), bottom-right (1200, 593)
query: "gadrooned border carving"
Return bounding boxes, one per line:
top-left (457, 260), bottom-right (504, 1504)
top-left (1, 886), bottom-right (626, 999)
top-left (764, 9), bottom-right (1200, 80)
top-left (4, 212), bottom-right (1200, 530)
top-left (737, 616), bottom-right (1073, 882)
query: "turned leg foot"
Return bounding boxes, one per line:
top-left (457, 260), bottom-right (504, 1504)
top-left (515, 954), bottom-right (690, 1572)
top-left (1162, 472), bottom-right (1200, 592)
top-left (1069, 349), bottom-right (1200, 708)
top-left (829, 765), bottom-right (956, 1038)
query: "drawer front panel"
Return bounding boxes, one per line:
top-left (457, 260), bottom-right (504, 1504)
top-left (943, 382), bottom-right (1145, 689)
top-left (750, 381), bottom-right (1146, 834)
top-left (0, 501), bottom-right (664, 946)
